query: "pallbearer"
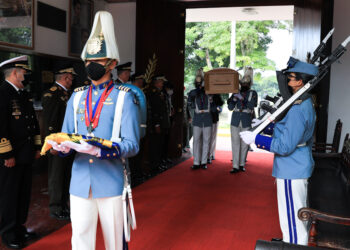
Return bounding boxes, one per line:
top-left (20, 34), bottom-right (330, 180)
top-left (188, 68), bottom-right (216, 170)
top-left (228, 67), bottom-right (257, 173)
top-left (48, 11), bottom-right (140, 250)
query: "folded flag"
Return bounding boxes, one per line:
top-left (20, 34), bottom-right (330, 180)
top-left (41, 132), bottom-right (117, 155)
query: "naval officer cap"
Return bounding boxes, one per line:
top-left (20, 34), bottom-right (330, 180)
top-left (81, 11), bottom-right (120, 62)
top-left (0, 55), bottom-right (31, 72)
top-left (153, 74), bottom-right (168, 82)
top-left (116, 62), bottom-right (132, 72)
top-left (53, 62), bottom-right (77, 75)
top-left (284, 57), bottom-right (318, 76)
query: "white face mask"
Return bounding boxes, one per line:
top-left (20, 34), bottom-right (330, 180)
top-left (167, 89), bottom-right (174, 96)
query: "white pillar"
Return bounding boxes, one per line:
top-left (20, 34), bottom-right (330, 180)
top-left (230, 20), bottom-right (236, 69)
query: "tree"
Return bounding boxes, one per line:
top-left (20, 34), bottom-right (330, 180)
top-left (184, 20), bottom-right (291, 92)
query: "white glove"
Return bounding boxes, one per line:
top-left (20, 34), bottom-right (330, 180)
top-left (239, 131), bottom-right (257, 145)
top-left (47, 140), bottom-right (70, 153)
top-left (234, 93), bottom-right (243, 100)
top-left (61, 140), bottom-right (101, 157)
top-left (252, 118), bottom-right (263, 127)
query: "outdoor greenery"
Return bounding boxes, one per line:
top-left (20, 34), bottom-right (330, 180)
top-left (184, 20), bottom-right (292, 98)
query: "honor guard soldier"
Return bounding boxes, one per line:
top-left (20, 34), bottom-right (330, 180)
top-left (42, 63), bottom-right (77, 220)
top-left (116, 62), bottom-right (132, 84)
top-left (228, 67), bottom-right (257, 173)
top-left (47, 11), bottom-right (140, 250)
top-left (147, 75), bottom-right (171, 173)
top-left (0, 55), bottom-right (41, 249)
top-left (208, 94), bottom-right (224, 163)
top-left (240, 58), bottom-right (318, 245)
top-left (188, 68), bottom-right (216, 170)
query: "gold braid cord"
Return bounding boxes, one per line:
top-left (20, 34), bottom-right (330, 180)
top-left (144, 53), bottom-right (157, 87)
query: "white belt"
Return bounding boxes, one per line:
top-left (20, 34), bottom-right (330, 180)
top-left (195, 110), bottom-right (210, 114)
top-left (233, 108), bottom-right (252, 114)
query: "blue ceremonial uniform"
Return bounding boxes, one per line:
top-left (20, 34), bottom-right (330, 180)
top-left (256, 97), bottom-right (316, 179)
top-left (61, 82), bottom-right (140, 199)
top-left (115, 81), bottom-right (147, 138)
top-left (227, 89), bottom-right (257, 128)
top-left (251, 57), bottom-right (318, 245)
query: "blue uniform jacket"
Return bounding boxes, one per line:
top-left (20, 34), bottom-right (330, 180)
top-left (116, 82), bottom-right (147, 138)
top-left (61, 83), bottom-right (140, 199)
top-left (270, 98), bottom-right (316, 179)
top-left (227, 90), bottom-right (257, 128)
top-left (188, 88), bottom-right (216, 127)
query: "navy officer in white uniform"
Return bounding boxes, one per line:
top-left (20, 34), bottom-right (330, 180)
top-left (240, 58), bottom-right (318, 246)
top-left (48, 11), bottom-right (140, 250)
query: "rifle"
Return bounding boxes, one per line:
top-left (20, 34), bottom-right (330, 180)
top-left (253, 28), bottom-right (337, 127)
top-left (310, 28), bottom-right (335, 64)
top-left (252, 35), bottom-right (350, 135)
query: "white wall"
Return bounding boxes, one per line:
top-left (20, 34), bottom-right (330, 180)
top-left (106, 2), bottom-right (136, 71)
top-left (34, 0), bottom-right (69, 58)
top-left (328, 0), bottom-right (350, 150)
top-left (0, 0), bottom-right (106, 58)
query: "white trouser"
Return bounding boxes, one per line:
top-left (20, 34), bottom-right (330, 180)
top-left (193, 125), bottom-right (212, 165)
top-left (208, 122), bottom-right (218, 159)
top-left (276, 178), bottom-right (308, 246)
top-left (230, 123), bottom-right (249, 169)
top-left (70, 194), bottom-right (123, 250)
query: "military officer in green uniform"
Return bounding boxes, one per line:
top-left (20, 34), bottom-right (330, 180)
top-left (42, 63), bottom-right (77, 220)
top-left (0, 56), bottom-right (41, 249)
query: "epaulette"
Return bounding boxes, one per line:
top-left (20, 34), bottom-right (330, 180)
top-left (74, 86), bottom-right (89, 92)
top-left (50, 86), bottom-right (57, 91)
top-left (115, 85), bottom-right (131, 92)
top-left (293, 100), bottom-right (303, 105)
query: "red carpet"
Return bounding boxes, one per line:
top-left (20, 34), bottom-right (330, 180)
top-left (27, 151), bottom-right (281, 250)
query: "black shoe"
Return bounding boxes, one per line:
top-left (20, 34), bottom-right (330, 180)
top-left (191, 165), bottom-right (200, 170)
top-left (23, 231), bottom-right (38, 241)
top-left (2, 238), bottom-right (24, 249)
top-left (207, 159), bottom-right (212, 164)
top-left (50, 210), bottom-right (70, 220)
top-left (230, 168), bottom-right (240, 174)
top-left (211, 156), bottom-right (215, 160)
top-left (165, 158), bottom-right (172, 164)
top-left (201, 164), bottom-right (207, 169)
top-left (271, 238), bottom-right (282, 242)
top-left (239, 166), bottom-right (246, 172)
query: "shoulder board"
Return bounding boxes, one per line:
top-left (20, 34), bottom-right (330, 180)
top-left (43, 93), bottom-right (52, 98)
top-left (293, 100), bottom-right (303, 105)
top-left (74, 86), bottom-right (89, 92)
top-left (50, 86), bottom-right (57, 91)
top-left (115, 85), bottom-right (131, 92)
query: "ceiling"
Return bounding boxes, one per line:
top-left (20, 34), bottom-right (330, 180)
top-left (186, 5), bottom-right (294, 22)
